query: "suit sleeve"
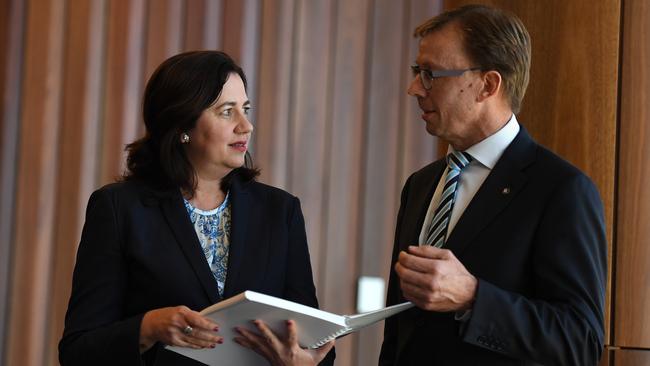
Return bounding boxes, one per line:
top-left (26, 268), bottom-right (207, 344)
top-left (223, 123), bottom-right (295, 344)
top-left (58, 189), bottom-right (144, 366)
top-left (462, 173), bottom-right (607, 365)
top-left (378, 175), bottom-right (412, 366)
top-left (282, 196), bottom-right (335, 366)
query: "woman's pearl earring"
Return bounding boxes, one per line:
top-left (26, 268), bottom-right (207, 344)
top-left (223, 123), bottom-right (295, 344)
top-left (180, 133), bottom-right (190, 144)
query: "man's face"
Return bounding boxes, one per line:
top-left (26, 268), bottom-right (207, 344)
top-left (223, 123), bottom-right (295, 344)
top-left (408, 23), bottom-right (484, 149)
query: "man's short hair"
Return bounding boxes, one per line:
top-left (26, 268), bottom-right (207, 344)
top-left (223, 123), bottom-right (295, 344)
top-left (415, 5), bottom-right (531, 114)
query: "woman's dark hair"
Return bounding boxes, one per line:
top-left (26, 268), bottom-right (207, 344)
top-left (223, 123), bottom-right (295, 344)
top-left (123, 50), bottom-right (259, 195)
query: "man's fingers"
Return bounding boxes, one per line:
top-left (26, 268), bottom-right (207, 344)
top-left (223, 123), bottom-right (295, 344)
top-left (407, 245), bottom-right (453, 260)
top-left (400, 280), bottom-right (450, 310)
top-left (395, 261), bottom-right (438, 290)
top-left (397, 251), bottom-right (439, 273)
top-left (400, 279), bottom-right (439, 301)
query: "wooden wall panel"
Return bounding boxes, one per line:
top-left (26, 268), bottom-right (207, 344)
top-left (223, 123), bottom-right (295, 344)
top-left (144, 0), bottom-right (184, 80)
top-left (46, 1), bottom-right (107, 364)
top-left (614, 349), bottom-right (650, 366)
top-left (220, 0), bottom-right (245, 64)
top-left (183, 0), bottom-right (226, 52)
top-left (398, 0), bottom-right (441, 183)
top-left (202, 0), bottom-right (223, 50)
top-left (239, 0), bottom-right (261, 95)
top-left (6, 0), bottom-right (66, 365)
top-left (183, 0), bottom-right (207, 51)
top-left (141, 0), bottom-right (184, 138)
top-left (287, 0), bottom-right (334, 286)
top-left (359, 0), bottom-right (403, 285)
top-left (100, 0), bottom-right (147, 184)
top-left (255, 0), bottom-right (295, 188)
top-left (319, 1), bottom-right (372, 364)
top-left (0, 0), bottom-right (10, 148)
top-left (356, 0), bottom-right (408, 363)
top-left (600, 348), bottom-right (611, 366)
top-left (0, 0), bottom-right (25, 364)
top-left (615, 0), bottom-right (650, 349)
top-left (446, 0), bottom-right (620, 345)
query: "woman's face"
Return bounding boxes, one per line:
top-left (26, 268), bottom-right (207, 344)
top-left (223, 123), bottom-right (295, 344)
top-left (184, 73), bottom-right (253, 180)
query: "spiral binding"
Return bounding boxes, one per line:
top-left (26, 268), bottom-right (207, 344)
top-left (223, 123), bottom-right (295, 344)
top-left (310, 327), bottom-right (350, 348)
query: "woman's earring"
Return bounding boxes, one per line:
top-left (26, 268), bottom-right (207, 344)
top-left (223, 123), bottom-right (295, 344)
top-left (180, 133), bottom-right (190, 144)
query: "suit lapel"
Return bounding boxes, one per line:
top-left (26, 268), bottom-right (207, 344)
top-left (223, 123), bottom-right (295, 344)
top-left (158, 189), bottom-right (221, 304)
top-left (222, 176), bottom-right (258, 297)
top-left (402, 161), bottom-right (447, 249)
top-left (445, 127), bottom-right (536, 256)
top-left (394, 161), bottom-right (446, 362)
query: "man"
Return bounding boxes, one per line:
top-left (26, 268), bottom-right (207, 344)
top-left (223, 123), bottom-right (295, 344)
top-left (379, 5), bottom-right (607, 366)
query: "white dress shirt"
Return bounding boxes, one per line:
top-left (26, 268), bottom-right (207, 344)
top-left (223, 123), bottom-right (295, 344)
top-left (418, 115), bottom-right (521, 245)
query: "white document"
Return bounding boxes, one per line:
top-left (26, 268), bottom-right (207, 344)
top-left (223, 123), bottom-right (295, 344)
top-left (166, 290), bottom-right (413, 366)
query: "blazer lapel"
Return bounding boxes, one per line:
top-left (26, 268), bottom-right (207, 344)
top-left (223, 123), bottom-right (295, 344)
top-left (407, 161), bottom-right (447, 248)
top-left (158, 189), bottom-right (220, 304)
top-left (395, 161), bottom-right (446, 362)
top-left (445, 127), bottom-right (536, 256)
top-left (222, 176), bottom-right (258, 297)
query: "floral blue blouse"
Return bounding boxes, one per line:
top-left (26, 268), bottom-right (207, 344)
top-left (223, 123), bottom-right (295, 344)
top-left (183, 192), bottom-right (231, 297)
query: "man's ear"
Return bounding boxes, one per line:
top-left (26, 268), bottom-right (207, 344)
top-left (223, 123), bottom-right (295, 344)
top-left (477, 70), bottom-right (502, 102)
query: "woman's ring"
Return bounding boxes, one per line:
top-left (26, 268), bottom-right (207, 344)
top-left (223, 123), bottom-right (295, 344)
top-left (182, 325), bottom-right (193, 335)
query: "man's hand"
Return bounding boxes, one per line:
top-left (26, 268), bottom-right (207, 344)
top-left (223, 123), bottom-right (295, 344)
top-left (395, 245), bottom-right (478, 312)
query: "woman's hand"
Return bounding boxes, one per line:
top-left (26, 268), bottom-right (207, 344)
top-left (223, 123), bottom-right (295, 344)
top-left (234, 319), bottom-right (334, 366)
top-left (139, 306), bottom-right (222, 353)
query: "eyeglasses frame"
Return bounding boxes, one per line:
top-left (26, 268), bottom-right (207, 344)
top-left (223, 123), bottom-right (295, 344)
top-left (410, 65), bottom-right (482, 90)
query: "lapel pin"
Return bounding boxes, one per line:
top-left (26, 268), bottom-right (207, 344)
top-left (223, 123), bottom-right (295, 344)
top-left (501, 187), bottom-right (511, 195)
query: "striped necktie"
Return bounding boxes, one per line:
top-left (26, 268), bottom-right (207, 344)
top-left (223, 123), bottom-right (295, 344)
top-left (425, 151), bottom-right (473, 247)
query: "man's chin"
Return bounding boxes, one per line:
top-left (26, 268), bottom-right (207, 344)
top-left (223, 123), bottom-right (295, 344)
top-left (424, 120), bottom-right (440, 137)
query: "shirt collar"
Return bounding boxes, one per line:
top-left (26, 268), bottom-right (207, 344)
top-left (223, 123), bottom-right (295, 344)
top-left (448, 114), bottom-right (520, 170)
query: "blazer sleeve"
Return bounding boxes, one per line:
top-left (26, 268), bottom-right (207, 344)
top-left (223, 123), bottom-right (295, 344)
top-left (59, 189), bottom-right (144, 366)
top-left (282, 196), bottom-right (335, 366)
top-left (282, 196), bottom-right (318, 305)
top-left (462, 173), bottom-right (607, 365)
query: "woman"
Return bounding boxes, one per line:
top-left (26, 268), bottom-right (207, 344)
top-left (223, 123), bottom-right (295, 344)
top-left (59, 51), bottom-right (334, 366)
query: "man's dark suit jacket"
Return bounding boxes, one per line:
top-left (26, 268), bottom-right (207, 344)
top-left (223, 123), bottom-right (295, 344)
top-left (59, 173), bottom-right (335, 366)
top-left (379, 128), bottom-right (607, 366)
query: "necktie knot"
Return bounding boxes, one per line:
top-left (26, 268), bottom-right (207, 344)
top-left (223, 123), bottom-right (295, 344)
top-left (447, 151), bottom-right (473, 171)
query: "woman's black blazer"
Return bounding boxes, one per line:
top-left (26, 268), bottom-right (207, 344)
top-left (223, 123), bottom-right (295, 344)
top-left (59, 174), bottom-right (334, 365)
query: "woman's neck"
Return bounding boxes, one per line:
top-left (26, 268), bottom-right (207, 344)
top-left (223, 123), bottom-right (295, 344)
top-left (184, 173), bottom-right (228, 211)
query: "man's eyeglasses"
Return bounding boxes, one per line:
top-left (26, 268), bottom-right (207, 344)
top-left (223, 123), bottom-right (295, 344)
top-left (410, 65), bottom-right (482, 90)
